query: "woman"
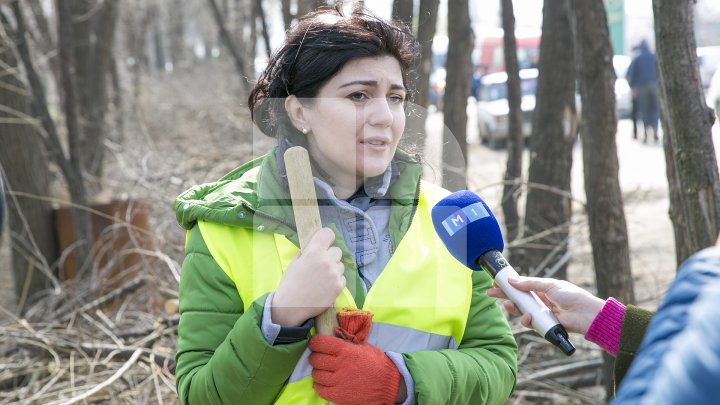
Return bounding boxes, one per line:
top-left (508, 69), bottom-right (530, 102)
top-left (175, 7), bottom-right (517, 405)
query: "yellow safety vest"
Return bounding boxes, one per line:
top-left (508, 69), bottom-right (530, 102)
top-left (198, 181), bottom-right (473, 404)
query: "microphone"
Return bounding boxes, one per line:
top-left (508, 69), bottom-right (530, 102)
top-left (431, 190), bottom-right (575, 356)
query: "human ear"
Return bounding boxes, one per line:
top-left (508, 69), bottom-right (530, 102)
top-left (285, 95), bottom-right (310, 133)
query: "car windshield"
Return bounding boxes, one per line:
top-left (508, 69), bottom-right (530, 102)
top-left (479, 77), bottom-right (537, 101)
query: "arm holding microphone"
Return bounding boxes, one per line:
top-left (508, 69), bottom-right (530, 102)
top-left (432, 191), bottom-right (576, 355)
top-left (487, 277), bottom-right (646, 358)
top-left (488, 240), bottom-right (720, 399)
top-left (433, 190), bottom-right (720, 402)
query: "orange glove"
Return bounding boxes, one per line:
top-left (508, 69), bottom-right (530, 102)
top-left (334, 308), bottom-right (373, 343)
top-left (308, 334), bottom-right (401, 405)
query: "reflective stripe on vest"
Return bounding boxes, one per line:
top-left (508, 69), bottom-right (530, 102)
top-left (199, 180), bottom-right (473, 404)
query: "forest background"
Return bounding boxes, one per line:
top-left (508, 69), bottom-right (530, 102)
top-left (1, 0), bottom-right (719, 403)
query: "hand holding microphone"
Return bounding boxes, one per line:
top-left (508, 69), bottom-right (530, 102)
top-left (487, 276), bottom-right (605, 335)
top-left (431, 190), bottom-right (576, 355)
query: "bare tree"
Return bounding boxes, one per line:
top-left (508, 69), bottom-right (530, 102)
top-left (148, 2), bottom-right (166, 71)
top-left (281, 0), bottom-right (292, 31)
top-left (25, 0), bottom-right (58, 81)
top-left (0, 16), bottom-right (59, 310)
top-left (206, 0), bottom-right (251, 93)
top-left (441, 0), bottom-right (472, 191)
top-left (168, 0), bottom-right (186, 69)
top-left (392, 0), bottom-right (413, 27)
top-left (297, 0), bottom-right (326, 18)
top-left (3, 1), bottom-right (96, 280)
top-left (516, 0), bottom-right (577, 279)
top-left (501, 0), bottom-right (523, 246)
top-left (124, 1), bottom-right (154, 102)
top-left (574, 0), bottom-right (635, 397)
top-left (412, 0), bottom-right (439, 110)
top-left (68, 0), bottom-right (119, 196)
top-left (255, 0), bottom-right (272, 58)
top-left (653, 0), bottom-right (720, 264)
top-left (56, 0), bottom-right (94, 278)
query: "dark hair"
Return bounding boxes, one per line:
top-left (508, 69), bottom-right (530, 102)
top-left (248, 5), bottom-right (419, 144)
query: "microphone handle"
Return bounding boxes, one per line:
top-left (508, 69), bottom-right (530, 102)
top-left (479, 250), bottom-right (560, 335)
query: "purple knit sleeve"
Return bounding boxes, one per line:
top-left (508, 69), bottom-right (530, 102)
top-left (584, 297), bottom-right (626, 356)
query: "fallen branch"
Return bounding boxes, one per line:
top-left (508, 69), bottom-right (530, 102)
top-left (45, 348), bottom-right (142, 405)
top-left (518, 357), bottom-right (603, 383)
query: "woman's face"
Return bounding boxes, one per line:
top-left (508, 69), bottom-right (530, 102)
top-left (289, 56), bottom-right (406, 191)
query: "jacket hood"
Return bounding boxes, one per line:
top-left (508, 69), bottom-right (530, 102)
top-left (175, 149), bottom-right (295, 233)
top-left (175, 148), bottom-right (423, 233)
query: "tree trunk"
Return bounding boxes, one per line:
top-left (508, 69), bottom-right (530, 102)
top-left (0, 22), bottom-right (58, 311)
top-left (404, 0), bottom-right (437, 155)
top-left (413, 0), bottom-right (439, 110)
top-left (126, 3), bottom-right (153, 102)
top-left (297, 0), bottom-right (324, 19)
top-left (109, 53), bottom-right (125, 143)
top-left (517, 0), bottom-right (577, 278)
top-left (26, 0), bottom-right (58, 82)
top-left (57, 0), bottom-right (95, 278)
top-left (392, 0), bottom-right (414, 27)
top-left (149, 4), bottom-right (166, 71)
top-left (574, 0), bottom-right (635, 398)
top-left (169, 0), bottom-right (186, 69)
top-left (441, 0), bottom-right (472, 191)
top-left (281, 0), bottom-right (292, 31)
top-left (255, 0), bottom-right (272, 58)
top-left (206, 0), bottom-right (251, 93)
top-left (70, 0), bottom-right (119, 197)
top-left (501, 0), bottom-right (523, 246)
top-left (4, 0), bottom-right (94, 281)
top-left (653, 0), bottom-right (720, 264)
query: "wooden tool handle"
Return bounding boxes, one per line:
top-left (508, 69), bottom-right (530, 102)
top-left (284, 146), bottom-right (338, 336)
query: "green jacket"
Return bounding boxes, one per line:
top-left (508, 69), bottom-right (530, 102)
top-left (174, 149), bottom-right (518, 404)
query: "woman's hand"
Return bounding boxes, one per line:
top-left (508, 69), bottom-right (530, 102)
top-left (487, 276), bottom-right (605, 335)
top-left (271, 228), bottom-right (346, 327)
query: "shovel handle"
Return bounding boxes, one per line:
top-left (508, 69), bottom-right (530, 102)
top-left (284, 146), bottom-right (338, 336)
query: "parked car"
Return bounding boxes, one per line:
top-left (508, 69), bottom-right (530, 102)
top-left (613, 55), bottom-right (633, 119)
top-left (475, 68), bottom-right (538, 148)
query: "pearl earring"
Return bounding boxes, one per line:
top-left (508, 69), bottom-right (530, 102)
top-left (301, 127), bottom-right (308, 134)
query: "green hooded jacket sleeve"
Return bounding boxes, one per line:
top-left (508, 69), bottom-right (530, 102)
top-left (403, 271), bottom-right (518, 405)
top-left (175, 226), bottom-right (307, 405)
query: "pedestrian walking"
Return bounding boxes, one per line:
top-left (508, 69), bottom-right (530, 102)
top-left (627, 40), bottom-right (660, 143)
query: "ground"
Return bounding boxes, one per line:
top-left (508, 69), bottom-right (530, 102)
top-left (1, 59), bottom-right (719, 403)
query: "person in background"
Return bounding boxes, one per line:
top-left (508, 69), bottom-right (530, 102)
top-left (174, 6), bottom-right (517, 405)
top-left (489, 237), bottom-right (720, 403)
top-left (627, 39), bottom-right (660, 143)
top-left (471, 64), bottom-right (488, 100)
